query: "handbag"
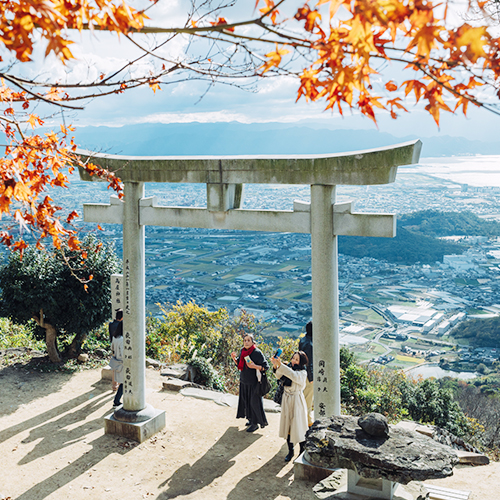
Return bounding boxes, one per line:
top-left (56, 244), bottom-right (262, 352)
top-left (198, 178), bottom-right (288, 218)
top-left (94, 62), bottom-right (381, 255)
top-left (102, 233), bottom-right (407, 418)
top-left (273, 380), bottom-right (284, 405)
top-left (109, 356), bottom-right (123, 372)
top-left (259, 370), bottom-right (271, 397)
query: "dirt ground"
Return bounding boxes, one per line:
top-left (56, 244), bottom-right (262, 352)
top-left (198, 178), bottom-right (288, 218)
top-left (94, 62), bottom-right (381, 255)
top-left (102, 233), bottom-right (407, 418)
top-left (1, 363), bottom-right (499, 500)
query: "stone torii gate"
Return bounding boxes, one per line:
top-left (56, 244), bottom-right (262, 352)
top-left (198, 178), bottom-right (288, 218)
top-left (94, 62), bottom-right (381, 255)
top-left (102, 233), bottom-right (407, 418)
top-left (78, 140), bottom-right (421, 442)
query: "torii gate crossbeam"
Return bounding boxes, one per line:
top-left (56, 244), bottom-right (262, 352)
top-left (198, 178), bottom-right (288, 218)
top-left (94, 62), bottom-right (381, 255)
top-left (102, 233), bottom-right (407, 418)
top-left (78, 139), bottom-right (422, 442)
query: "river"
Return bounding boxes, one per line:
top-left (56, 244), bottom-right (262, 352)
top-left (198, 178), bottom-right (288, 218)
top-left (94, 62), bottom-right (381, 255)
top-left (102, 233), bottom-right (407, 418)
top-left (407, 363), bottom-right (478, 381)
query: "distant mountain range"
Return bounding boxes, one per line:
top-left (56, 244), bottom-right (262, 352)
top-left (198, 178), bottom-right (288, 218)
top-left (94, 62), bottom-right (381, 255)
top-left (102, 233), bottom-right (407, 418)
top-left (72, 122), bottom-right (500, 158)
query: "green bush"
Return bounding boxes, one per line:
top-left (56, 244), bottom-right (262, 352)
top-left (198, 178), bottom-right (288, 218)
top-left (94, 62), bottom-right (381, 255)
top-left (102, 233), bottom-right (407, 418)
top-left (0, 318), bottom-right (42, 350)
top-left (187, 356), bottom-right (226, 391)
top-left (0, 235), bottom-right (120, 359)
top-left (147, 301), bottom-right (229, 362)
top-left (400, 377), bottom-right (472, 437)
top-left (82, 323), bottom-right (111, 353)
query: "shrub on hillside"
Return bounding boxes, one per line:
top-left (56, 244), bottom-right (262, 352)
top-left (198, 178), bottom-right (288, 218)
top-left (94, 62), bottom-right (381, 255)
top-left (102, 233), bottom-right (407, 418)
top-left (0, 318), bottom-right (42, 350)
top-left (187, 356), bottom-right (225, 391)
top-left (146, 301), bottom-right (229, 363)
top-left (400, 377), bottom-right (472, 438)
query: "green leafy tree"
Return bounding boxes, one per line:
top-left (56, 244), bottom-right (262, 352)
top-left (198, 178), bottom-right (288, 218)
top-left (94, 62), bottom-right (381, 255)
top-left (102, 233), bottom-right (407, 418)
top-left (401, 378), bottom-right (472, 437)
top-left (148, 301), bottom-right (230, 363)
top-left (0, 235), bottom-right (120, 362)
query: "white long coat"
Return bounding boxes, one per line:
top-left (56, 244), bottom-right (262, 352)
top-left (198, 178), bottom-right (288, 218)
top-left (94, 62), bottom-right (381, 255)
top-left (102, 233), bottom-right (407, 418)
top-left (276, 363), bottom-right (309, 445)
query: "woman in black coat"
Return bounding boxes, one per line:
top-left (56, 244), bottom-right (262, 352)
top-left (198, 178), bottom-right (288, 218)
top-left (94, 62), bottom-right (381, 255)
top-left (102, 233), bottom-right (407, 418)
top-left (231, 334), bottom-right (269, 432)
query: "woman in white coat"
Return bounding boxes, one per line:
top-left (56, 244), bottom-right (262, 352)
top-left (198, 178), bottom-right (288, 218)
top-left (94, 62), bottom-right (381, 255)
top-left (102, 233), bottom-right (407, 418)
top-left (271, 351), bottom-right (309, 462)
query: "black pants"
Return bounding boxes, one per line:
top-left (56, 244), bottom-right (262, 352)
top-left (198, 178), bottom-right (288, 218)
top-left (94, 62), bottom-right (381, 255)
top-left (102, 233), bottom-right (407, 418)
top-left (113, 384), bottom-right (123, 406)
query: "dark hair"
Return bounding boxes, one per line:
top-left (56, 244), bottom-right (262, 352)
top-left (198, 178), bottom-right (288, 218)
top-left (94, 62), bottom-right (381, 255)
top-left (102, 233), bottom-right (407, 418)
top-left (115, 309), bottom-right (123, 320)
top-left (306, 321), bottom-right (312, 337)
top-left (294, 351), bottom-right (309, 369)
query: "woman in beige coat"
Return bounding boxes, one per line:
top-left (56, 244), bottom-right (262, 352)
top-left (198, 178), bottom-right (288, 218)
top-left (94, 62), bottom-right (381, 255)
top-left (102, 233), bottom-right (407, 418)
top-left (271, 351), bottom-right (309, 462)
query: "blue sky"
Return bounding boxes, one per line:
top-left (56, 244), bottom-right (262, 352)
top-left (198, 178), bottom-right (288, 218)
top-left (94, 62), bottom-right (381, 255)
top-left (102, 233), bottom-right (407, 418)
top-left (11, 0), bottom-right (500, 143)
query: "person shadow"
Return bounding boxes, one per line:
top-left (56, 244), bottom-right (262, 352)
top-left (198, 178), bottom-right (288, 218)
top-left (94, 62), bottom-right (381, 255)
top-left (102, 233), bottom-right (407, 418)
top-left (225, 445), bottom-right (319, 500)
top-left (157, 426), bottom-right (261, 499)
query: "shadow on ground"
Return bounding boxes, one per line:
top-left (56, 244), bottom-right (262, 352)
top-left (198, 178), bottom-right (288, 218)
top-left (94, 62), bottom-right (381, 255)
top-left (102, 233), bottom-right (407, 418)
top-left (0, 358), bottom-right (74, 418)
top-left (226, 445), bottom-right (317, 500)
top-left (0, 373), bottom-right (110, 446)
top-left (157, 426), bottom-right (261, 499)
top-left (7, 378), bottom-right (133, 500)
top-left (15, 432), bottom-right (132, 500)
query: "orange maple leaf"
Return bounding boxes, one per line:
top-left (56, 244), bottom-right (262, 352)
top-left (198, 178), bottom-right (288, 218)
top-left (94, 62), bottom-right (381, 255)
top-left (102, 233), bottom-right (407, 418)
top-left (261, 44), bottom-right (290, 73)
top-left (149, 80), bottom-right (161, 93)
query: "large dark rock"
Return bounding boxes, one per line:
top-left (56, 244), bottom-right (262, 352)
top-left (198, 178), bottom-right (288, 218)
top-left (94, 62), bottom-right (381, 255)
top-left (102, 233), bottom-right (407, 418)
top-left (358, 412), bottom-right (389, 437)
top-left (305, 415), bottom-right (459, 485)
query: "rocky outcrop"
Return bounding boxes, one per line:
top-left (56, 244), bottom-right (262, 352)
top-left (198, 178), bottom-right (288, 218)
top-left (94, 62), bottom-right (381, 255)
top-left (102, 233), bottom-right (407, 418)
top-left (305, 414), bottom-right (459, 485)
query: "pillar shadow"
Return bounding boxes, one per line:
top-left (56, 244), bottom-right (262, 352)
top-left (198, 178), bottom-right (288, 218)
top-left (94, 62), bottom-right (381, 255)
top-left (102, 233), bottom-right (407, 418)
top-left (157, 426), bottom-right (261, 499)
top-left (15, 433), bottom-right (131, 500)
top-left (0, 363), bottom-right (74, 418)
top-left (17, 391), bottom-right (112, 465)
top-left (0, 379), bottom-right (111, 445)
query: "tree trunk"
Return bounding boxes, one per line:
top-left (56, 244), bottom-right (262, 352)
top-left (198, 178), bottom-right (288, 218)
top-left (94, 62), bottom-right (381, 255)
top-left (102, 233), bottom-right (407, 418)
top-left (33, 310), bottom-right (61, 363)
top-left (67, 332), bottom-right (87, 359)
top-left (44, 323), bottom-right (61, 363)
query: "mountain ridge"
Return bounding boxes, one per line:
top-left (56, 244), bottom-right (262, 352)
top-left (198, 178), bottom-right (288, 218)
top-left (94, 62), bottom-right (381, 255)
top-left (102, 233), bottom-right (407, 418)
top-left (71, 122), bottom-right (500, 158)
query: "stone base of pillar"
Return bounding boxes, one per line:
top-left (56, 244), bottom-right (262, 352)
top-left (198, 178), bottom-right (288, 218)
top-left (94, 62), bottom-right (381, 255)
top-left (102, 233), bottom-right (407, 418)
top-left (294, 455), bottom-right (419, 500)
top-left (101, 365), bottom-right (113, 381)
top-left (104, 407), bottom-right (165, 443)
top-left (347, 470), bottom-right (397, 499)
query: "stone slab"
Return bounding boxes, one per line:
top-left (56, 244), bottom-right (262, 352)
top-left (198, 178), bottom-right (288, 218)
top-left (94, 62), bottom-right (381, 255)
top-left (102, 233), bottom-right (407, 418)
top-left (348, 469), bottom-right (397, 500)
top-left (455, 450), bottom-right (489, 465)
top-left (162, 378), bottom-right (192, 391)
top-left (179, 387), bottom-right (281, 413)
top-left (104, 408), bottom-right (165, 443)
top-left (395, 421), bottom-right (434, 437)
top-left (101, 366), bottom-right (113, 381)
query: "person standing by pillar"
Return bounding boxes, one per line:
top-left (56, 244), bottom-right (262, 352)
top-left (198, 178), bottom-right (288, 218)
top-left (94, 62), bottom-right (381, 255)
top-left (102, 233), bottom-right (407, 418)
top-left (299, 321), bottom-right (314, 426)
top-left (109, 309), bottom-right (124, 409)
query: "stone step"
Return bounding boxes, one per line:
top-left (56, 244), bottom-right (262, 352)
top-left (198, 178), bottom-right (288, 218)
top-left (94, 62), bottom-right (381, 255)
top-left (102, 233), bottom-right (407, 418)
top-left (424, 484), bottom-right (470, 500)
top-left (162, 378), bottom-right (193, 391)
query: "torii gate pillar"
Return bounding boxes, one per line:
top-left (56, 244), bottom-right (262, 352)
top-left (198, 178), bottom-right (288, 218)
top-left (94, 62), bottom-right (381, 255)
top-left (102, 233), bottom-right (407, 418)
top-left (311, 185), bottom-right (341, 416)
top-left (122, 182), bottom-right (147, 411)
top-left (104, 181), bottom-right (165, 442)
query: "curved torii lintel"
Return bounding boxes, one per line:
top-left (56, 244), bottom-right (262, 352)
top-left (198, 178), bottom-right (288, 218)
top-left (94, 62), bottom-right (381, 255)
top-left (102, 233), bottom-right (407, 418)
top-left (77, 139), bottom-right (422, 186)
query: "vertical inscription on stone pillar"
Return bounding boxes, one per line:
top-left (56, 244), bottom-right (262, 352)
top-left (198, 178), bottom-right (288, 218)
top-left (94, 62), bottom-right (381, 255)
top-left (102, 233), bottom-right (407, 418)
top-left (124, 364), bottom-right (133, 395)
top-left (111, 274), bottom-right (123, 313)
top-left (123, 331), bottom-right (133, 395)
top-left (316, 359), bottom-right (329, 417)
top-left (123, 259), bottom-right (133, 397)
top-left (124, 259), bottom-right (131, 315)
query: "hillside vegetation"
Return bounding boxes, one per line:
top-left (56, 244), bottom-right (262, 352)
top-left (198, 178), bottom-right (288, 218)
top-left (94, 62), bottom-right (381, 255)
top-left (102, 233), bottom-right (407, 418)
top-left (339, 210), bottom-right (500, 264)
top-left (400, 210), bottom-right (500, 237)
top-left (452, 317), bottom-right (500, 349)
